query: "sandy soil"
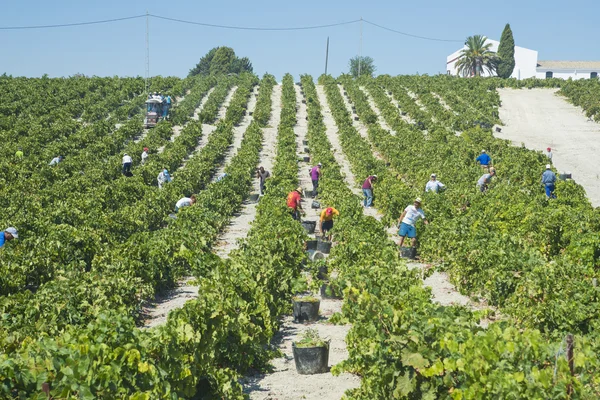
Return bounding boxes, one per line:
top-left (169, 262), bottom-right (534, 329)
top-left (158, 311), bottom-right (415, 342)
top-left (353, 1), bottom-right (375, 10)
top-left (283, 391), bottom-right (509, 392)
top-left (384, 91), bottom-right (415, 125)
top-left (192, 87), bottom-right (216, 121)
top-left (498, 88), bottom-right (600, 207)
top-left (213, 85), bottom-right (279, 258)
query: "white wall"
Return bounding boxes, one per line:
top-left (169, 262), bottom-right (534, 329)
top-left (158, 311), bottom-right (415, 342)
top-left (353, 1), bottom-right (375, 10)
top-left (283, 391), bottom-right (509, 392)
top-left (536, 70), bottom-right (599, 80)
top-left (446, 38), bottom-right (538, 79)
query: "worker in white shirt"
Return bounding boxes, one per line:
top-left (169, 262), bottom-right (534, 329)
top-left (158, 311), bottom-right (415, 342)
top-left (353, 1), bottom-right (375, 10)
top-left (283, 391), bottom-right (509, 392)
top-left (425, 174), bottom-right (445, 193)
top-left (175, 195), bottom-right (196, 212)
top-left (397, 198), bottom-right (428, 248)
top-left (157, 168), bottom-right (172, 189)
top-left (122, 153), bottom-right (133, 174)
top-left (49, 156), bottom-right (63, 166)
top-left (546, 147), bottom-right (553, 163)
top-left (141, 147), bottom-right (149, 165)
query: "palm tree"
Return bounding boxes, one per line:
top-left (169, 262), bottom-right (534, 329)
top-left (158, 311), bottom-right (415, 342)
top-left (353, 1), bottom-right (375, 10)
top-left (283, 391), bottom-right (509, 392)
top-left (456, 35), bottom-right (498, 77)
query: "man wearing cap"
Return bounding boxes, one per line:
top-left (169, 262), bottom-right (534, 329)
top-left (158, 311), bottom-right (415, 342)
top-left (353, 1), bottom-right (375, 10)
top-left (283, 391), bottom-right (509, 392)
top-left (398, 198), bottom-right (428, 248)
top-left (476, 150), bottom-right (491, 168)
top-left (141, 147), bottom-right (149, 165)
top-left (425, 174), bottom-right (446, 193)
top-left (287, 187), bottom-right (303, 221)
top-left (0, 227), bottom-right (18, 248)
top-left (362, 175), bottom-right (378, 208)
top-left (546, 147), bottom-right (553, 163)
top-left (49, 155), bottom-right (63, 166)
top-left (319, 207), bottom-right (340, 241)
top-left (542, 164), bottom-right (557, 199)
top-left (157, 168), bottom-right (172, 189)
top-left (310, 163), bottom-right (322, 198)
top-left (477, 167), bottom-right (496, 192)
top-left (257, 166), bottom-right (270, 195)
top-left (122, 153), bottom-right (133, 174)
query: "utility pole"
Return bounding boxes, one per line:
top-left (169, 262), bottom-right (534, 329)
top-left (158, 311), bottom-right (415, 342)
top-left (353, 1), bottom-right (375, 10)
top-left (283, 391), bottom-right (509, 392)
top-left (324, 37), bottom-right (330, 75)
top-left (358, 17), bottom-right (363, 77)
top-left (145, 10), bottom-right (150, 94)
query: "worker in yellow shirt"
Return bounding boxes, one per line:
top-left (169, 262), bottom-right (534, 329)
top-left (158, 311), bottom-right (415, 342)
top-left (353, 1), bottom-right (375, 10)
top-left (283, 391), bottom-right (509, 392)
top-left (319, 207), bottom-right (339, 241)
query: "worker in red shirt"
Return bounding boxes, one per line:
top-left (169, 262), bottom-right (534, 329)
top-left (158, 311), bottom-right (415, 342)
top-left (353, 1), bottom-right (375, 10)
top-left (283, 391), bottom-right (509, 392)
top-left (287, 187), bottom-right (303, 221)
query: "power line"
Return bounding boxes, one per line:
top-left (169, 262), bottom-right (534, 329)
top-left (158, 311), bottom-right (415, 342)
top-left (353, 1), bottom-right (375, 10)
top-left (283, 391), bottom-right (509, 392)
top-left (363, 19), bottom-right (463, 43)
top-left (149, 14), bottom-right (361, 31)
top-left (0, 15), bottom-right (145, 30)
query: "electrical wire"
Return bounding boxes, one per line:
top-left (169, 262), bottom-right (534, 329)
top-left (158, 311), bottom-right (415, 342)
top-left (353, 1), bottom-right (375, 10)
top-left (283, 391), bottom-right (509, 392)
top-left (149, 14), bottom-right (361, 31)
top-left (0, 14), bottom-right (146, 30)
top-left (363, 19), bottom-right (463, 43)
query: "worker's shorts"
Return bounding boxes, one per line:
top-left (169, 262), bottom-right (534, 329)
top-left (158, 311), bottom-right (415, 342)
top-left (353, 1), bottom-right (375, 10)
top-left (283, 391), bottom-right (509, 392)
top-left (322, 220), bottom-right (333, 232)
top-left (398, 222), bottom-right (416, 238)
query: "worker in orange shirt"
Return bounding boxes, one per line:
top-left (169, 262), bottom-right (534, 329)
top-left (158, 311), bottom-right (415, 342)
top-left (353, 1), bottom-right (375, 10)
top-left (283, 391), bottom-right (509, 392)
top-left (287, 187), bottom-right (303, 221)
top-left (319, 207), bottom-right (339, 241)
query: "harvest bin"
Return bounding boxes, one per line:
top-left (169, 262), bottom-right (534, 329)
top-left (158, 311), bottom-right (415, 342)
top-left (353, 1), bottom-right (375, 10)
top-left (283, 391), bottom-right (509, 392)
top-left (301, 221), bottom-right (316, 234)
top-left (293, 298), bottom-right (320, 323)
top-left (293, 343), bottom-right (330, 375)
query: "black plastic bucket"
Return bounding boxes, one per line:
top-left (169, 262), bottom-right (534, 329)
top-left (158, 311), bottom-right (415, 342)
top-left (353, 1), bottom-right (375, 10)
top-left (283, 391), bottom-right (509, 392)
top-left (303, 156), bottom-right (310, 162)
top-left (293, 299), bottom-right (320, 322)
top-left (301, 221), bottom-right (316, 234)
top-left (302, 140), bottom-right (309, 146)
top-left (248, 193), bottom-right (260, 202)
top-left (306, 240), bottom-right (318, 251)
top-left (400, 246), bottom-right (417, 259)
top-left (307, 250), bottom-right (326, 262)
top-left (304, 147), bottom-right (310, 154)
top-left (495, 126), bottom-right (502, 132)
top-left (311, 200), bottom-right (321, 209)
top-left (559, 173), bottom-right (572, 180)
top-left (317, 265), bottom-right (328, 280)
top-left (292, 343), bottom-right (329, 374)
top-left (317, 240), bottom-right (332, 254)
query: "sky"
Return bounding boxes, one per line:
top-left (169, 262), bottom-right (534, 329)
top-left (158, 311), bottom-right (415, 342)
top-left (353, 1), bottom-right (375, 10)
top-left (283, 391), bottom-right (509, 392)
top-left (1, 0), bottom-right (599, 80)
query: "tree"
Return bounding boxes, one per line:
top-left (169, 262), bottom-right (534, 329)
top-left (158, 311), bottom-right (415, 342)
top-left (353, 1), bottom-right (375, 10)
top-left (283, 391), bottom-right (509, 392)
top-left (455, 35), bottom-right (498, 77)
top-left (188, 47), bottom-right (253, 77)
top-left (349, 56), bottom-right (376, 78)
top-left (497, 24), bottom-right (516, 79)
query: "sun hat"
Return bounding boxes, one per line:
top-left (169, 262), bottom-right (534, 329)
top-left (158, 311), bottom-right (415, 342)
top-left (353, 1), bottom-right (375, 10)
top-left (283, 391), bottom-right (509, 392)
top-left (5, 227), bottom-right (18, 239)
top-left (482, 150), bottom-right (486, 153)
top-left (431, 173), bottom-right (437, 178)
top-left (296, 187), bottom-right (303, 193)
top-left (415, 197), bottom-right (422, 204)
top-left (318, 163), bottom-right (322, 167)
top-left (326, 207), bottom-right (333, 215)
top-left (546, 164), bottom-right (551, 169)
top-left (372, 175), bottom-right (378, 179)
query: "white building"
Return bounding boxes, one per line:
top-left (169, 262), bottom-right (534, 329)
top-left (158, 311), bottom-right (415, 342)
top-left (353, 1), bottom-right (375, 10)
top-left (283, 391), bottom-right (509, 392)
top-left (446, 38), bottom-right (600, 80)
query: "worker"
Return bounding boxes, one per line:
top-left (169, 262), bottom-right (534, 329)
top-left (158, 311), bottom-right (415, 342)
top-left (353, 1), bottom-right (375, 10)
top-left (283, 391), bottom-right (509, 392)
top-left (310, 163), bottom-right (322, 198)
top-left (165, 95), bottom-right (172, 117)
top-left (122, 153), bottom-right (133, 174)
top-left (397, 198), bottom-right (428, 248)
top-left (542, 164), bottom-right (557, 199)
top-left (477, 167), bottom-right (496, 192)
top-left (362, 175), bottom-right (378, 208)
top-left (157, 168), bottom-right (172, 189)
top-left (476, 150), bottom-right (491, 168)
top-left (0, 227), bottom-right (18, 248)
top-left (175, 195), bottom-right (196, 212)
top-left (15, 149), bottom-right (23, 159)
top-left (319, 207), bottom-right (339, 241)
top-left (257, 166), bottom-right (271, 195)
top-left (425, 174), bottom-right (446, 193)
top-left (215, 173), bottom-right (227, 182)
top-left (49, 156), bottom-right (63, 166)
top-left (141, 147), bottom-right (149, 165)
top-left (287, 187), bottom-right (303, 221)
top-left (546, 147), bottom-right (553, 163)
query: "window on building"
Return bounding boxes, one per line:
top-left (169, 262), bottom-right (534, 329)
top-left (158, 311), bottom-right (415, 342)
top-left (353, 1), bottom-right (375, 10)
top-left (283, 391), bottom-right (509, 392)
top-left (591, 72), bottom-right (598, 79)
top-left (546, 71), bottom-right (553, 79)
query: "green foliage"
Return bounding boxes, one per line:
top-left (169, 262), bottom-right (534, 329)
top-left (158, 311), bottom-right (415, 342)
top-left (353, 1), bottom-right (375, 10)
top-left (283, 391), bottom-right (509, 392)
top-left (497, 24), bottom-right (516, 79)
top-left (349, 56), bottom-right (376, 78)
top-left (188, 47), bottom-right (253, 77)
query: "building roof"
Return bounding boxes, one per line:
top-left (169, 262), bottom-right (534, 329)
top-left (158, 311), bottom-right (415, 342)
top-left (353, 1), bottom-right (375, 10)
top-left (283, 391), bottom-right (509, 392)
top-left (537, 61), bottom-right (600, 70)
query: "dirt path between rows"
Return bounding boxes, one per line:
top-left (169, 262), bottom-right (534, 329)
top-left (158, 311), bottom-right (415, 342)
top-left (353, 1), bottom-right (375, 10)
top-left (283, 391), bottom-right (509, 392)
top-left (498, 88), bottom-right (600, 207)
top-left (241, 84), bottom-right (361, 400)
top-left (213, 85), bottom-right (279, 258)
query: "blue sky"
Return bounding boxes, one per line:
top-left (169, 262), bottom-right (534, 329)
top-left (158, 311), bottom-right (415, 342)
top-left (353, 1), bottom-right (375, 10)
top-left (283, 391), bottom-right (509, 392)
top-left (1, 0), bottom-right (599, 80)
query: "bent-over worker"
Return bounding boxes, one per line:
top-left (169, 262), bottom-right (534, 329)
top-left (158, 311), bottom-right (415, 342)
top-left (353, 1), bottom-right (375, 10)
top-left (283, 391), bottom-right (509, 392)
top-left (157, 168), bottom-right (172, 189)
top-left (49, 156), bottom-right (63, 166)
top-left (542, 164), bottom-right (557, 199)
top-left (287, 187), bottom-right (303, 221)
top-left (546, 147), bottom-right (553, 163)
top-left (175, 195), bottom-right (196, 212)
top-left (397, 198), bottom-right (428, 248)
top-left (319, 207), bottom-right (339, 241)
top-left (122, 153), bottom-right (133, 174)
top-left (477, 167), bottom-right (496, 193)
top-left (0, 227), bottom-right (18, 248)
top-left (141, 147), bottom-right (149, 165)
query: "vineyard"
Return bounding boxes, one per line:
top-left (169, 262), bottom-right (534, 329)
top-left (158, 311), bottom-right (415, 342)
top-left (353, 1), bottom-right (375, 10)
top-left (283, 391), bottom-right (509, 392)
top-left (1, 71), bottom-right (600, 399)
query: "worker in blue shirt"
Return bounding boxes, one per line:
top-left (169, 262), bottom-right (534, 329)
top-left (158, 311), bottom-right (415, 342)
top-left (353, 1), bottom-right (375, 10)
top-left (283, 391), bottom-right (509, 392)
top-left (0, 227), bottom-right (18, 248)
top-left (541, 164), bottom-right (557, 199)
top-left (476, 150), bottom-right (491, 168)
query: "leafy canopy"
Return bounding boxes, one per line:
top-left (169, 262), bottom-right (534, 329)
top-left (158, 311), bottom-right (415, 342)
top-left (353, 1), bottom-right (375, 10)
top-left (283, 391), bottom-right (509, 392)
top-left (456, 35), bottom-right (498, 77)
top-left (497, 23), bottom-right (516, 78)
top-left (188, 46), bottom-right (253, 77)
top-left (349, 56), bottom-right (376, 78)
